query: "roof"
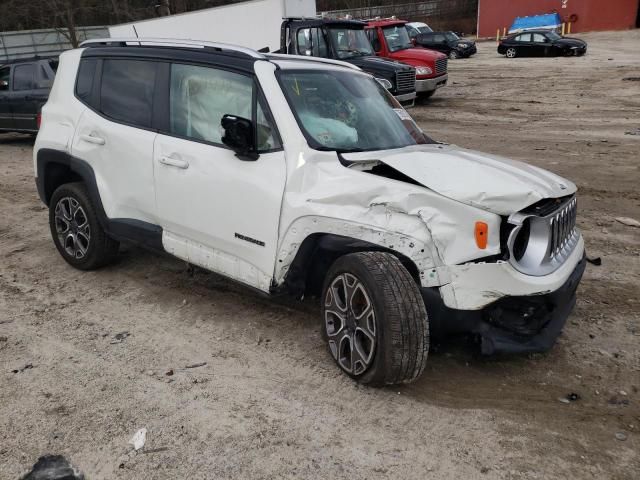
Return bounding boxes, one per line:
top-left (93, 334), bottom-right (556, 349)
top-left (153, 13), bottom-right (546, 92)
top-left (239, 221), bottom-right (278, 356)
top-left (284, 18), bottom-right (366, 29)
top-left (364, 18), bottom-right (407, 28)
top-left (79, 38), bottom-right (360, 73)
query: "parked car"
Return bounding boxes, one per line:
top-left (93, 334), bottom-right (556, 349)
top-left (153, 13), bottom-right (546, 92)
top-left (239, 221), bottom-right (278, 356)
top-left (364, 18), bottom-right (448, 100)
top-left (280, 18), bottom-right (417, 105)
top-left (498, 30), bottom-right (587, 58)
top-left (35, 38), bottom-right (586, 386)
top-left (0, 57), bottom-right (57, 134)
top-left (413, 31), bottom-right (477, 59)
top-left (405, 21), bottom-right (433, 36)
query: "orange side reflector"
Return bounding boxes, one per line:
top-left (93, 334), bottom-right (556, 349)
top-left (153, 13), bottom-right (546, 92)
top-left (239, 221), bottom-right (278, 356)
top-left (475, 222), bottom-right (488, 249)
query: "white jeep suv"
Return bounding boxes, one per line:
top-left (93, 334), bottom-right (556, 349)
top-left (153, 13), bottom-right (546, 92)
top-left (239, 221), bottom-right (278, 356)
top-left (34, 38), bottom-right (586, 386)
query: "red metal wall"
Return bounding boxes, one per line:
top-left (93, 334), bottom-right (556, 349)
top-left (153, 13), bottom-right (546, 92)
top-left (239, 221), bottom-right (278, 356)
top-left (477, 0), bottom-right (639, 36)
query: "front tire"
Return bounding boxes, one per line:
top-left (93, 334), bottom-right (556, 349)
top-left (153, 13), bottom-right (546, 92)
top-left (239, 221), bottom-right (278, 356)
top-left (321, 252), bottom-right (429, 386)
top-left (49, 182), bottom-right (119, 270)
top-left (448, 50), bottom-right (460, 59)
top-left (506, 47), bottom-right (517, 58)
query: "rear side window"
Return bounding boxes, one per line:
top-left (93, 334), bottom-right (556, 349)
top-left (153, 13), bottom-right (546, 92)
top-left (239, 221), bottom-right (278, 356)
top-left (100, 59), bottom-right (157, 128)
top-left (515, 34), bottom-right (531, 42)
top-left (75, 58), bottom-right (97, 105)
top-left (13, 64), bottom-right (36, 90)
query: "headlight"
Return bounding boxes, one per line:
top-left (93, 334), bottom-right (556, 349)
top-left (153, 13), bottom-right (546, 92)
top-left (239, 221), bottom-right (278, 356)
top-left (415, 66), bottom-right (432, 76)
top-left (457, 43), bottom-right (468, 49)
top-left (375, 77), bottom-right (393, 90)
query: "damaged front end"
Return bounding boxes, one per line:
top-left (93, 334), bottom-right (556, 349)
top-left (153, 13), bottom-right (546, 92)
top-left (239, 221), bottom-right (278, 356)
top-left (422, 253), bottom-right (586, 354)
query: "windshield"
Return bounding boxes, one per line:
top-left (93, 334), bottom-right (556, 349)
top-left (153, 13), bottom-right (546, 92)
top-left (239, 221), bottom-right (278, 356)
top-left (546, 31), bottom-right (561, 40)
top-left (444, 32), bottom-right (460, 41)
top-left (327, 28), bottom-right (374, 59)
top-left (278, 70), bottom-right (432, 152)
top-left (382, 25), bottom-right (413, 52)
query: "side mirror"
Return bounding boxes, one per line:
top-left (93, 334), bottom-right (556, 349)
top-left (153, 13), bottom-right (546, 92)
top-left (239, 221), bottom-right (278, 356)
top-left (0, 80), bottom-right (8, 90)
top-left (221, 114), bottom-right (258, 161)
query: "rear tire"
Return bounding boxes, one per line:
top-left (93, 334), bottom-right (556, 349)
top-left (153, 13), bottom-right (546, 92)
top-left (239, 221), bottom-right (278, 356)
top-left (506, 47), bottom-right (517, 58)
top-left (49, 182), bottom-right (119, 270)
top-left (321, 252), bottom-right (429, 386)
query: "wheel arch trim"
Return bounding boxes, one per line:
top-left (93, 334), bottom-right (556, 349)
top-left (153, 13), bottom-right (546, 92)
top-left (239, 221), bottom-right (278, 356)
top-left (36, 148), bottom-right (163, 250)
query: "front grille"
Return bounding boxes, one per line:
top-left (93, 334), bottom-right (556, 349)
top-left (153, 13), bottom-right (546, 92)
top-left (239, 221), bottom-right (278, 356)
top-left (549, 197), bottom-right (577, 259)
top-left (507, 195), bottom-right (580, 276)
top-left (395, 70), bottom-right (416, 93)
top-left (435, 57), bottom-right (448, 74)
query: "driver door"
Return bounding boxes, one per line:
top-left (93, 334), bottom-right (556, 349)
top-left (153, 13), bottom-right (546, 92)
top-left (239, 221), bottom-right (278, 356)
top-left (153, 62), bottom-right (286, 291)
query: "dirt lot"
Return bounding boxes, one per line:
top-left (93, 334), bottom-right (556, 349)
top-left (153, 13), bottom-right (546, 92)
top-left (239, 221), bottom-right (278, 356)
top-left (1, 30), bottom-right (639, 479)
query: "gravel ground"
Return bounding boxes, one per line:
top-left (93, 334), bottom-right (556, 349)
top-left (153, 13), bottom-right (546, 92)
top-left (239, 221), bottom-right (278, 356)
top-left (1, 30), bottom-right (639, 479)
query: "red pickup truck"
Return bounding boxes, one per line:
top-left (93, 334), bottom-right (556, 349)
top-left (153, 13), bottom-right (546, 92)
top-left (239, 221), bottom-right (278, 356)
top-left (365, 18), bottom-right (448, 100)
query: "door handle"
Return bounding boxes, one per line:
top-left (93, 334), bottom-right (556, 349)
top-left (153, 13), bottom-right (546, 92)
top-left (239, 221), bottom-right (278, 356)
top-left (79, 133), bottom-right (105, 145)
top-left (159, 155), bottom-right (189, 169)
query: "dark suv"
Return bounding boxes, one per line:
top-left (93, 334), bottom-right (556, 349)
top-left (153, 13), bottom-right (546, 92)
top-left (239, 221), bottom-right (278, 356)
top-left (0, 57), bottom-right (58, 134)
top-left (412, 31), bottom-right (477, 59)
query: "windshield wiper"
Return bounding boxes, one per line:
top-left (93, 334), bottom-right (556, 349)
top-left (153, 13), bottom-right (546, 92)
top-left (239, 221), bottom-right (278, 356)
top-left (315, 146), bottom-right (364, 153)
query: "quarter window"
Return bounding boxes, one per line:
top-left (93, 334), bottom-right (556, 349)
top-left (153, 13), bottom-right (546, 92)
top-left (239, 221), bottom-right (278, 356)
top-left (13, 64), bottom-right (36, 90)
top-left (100, 59), bottom-right (157, 128)
top-left (75, 59), bottom-right (97, 105)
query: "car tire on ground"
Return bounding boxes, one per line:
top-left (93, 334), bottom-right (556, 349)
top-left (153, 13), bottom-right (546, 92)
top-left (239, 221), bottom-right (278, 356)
top-left (321, 252), bottom-right (429, 386)
top-left (49, 182), bottom-right (119, 270)
top-left (449, 50), bottom-right (459, 59)
top-left (506, 47), bottom-right (517, 58)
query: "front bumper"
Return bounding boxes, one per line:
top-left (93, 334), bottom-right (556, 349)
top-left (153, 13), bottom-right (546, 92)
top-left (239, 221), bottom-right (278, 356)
top-left (421, 247), bottom-right (587, 355)
top-left (415, 74), bottom-right (448, 93)
top-left (394, 91), bottom-right (417, 103)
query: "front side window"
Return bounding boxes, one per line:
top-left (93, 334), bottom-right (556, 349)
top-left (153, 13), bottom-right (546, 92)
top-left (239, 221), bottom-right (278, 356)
top-left (532, 33), bottom-right (547, 43)
top-left (279, 70), bottom-right (432, 152)
top-left (100, 59), bottom-right (157, 128)
top-left (327, 28), bottom-right (374, 59)
top-left (297, 28), bottom-right (328, 57)
top-left (13, 64), bottom-right (35, 91)
top-left (444, 32), bottom-right (460, 41)
top-left (0, 67), bottom-right (10, 90)
top-left (169, 63), bottom-right (280, 151)
top-left (382, 26), bottom-right (413, 52)
top-left (365, 29), bottom-right (381, 51)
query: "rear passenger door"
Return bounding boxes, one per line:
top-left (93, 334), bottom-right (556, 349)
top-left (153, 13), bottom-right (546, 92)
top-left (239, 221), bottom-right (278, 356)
top-left (513, 33), bottom-right (533, 56)
top-left (71, 57), bottom-right (159, 224)
top-left (152, 62), bottom-right (287, 291)
top-left (0, 66), bottom-right (11, 130)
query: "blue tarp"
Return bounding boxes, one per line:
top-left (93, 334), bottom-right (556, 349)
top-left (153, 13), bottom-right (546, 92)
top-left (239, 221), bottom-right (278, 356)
top-left (508, 13), bottom-right (562, 33)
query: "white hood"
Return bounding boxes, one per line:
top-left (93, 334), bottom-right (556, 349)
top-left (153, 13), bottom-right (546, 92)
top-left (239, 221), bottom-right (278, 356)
top-left (342, 144), bottom-right (576, 215)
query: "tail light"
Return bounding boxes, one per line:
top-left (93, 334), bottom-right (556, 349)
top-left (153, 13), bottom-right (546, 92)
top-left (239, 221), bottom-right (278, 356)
top-left (36, 113), bottom-right (42, 129)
